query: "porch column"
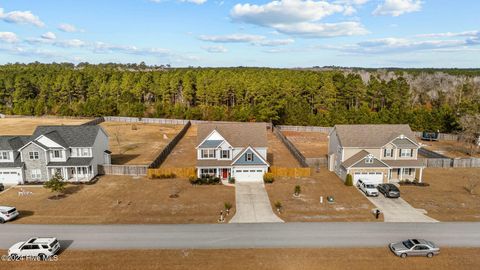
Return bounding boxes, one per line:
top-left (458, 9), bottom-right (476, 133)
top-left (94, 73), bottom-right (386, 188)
top-left (63, 168), bottom-right (68, 180)
top-left (419, 167), bottom-right (423, 183)
top-left (75, 167), bottom-right (79, 181)
top-left (399, 168), bottom-right (403, 180)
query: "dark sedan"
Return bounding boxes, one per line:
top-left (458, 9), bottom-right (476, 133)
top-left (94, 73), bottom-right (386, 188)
top-left (377, 183), bottom-right (400, 198)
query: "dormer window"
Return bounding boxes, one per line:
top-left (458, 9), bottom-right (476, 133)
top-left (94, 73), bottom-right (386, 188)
top-left (245, 153), bottom-right (253, 161)
top-left (365, 155), bottom-right (374, 164)
top-left (221, 150), bottom-right (230, 159)
top-left (53, 150), bottom-right (63, 158)
top-left (0, 151), bottom-right (10, 160)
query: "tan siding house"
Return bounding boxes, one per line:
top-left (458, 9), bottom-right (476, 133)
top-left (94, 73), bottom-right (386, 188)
top-left (327, 124), bottom-right (425, 185)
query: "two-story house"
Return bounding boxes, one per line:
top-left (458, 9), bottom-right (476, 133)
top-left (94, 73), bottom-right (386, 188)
top-left (0, 125), bottom-right (110, 185)
top-left (196, 123), bottom-right (269, 182)
top-left (328, 124), bottom-right (425, 185)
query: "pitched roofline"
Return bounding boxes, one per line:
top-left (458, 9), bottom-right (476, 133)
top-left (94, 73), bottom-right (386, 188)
top-left (230, 145), bottom-right (269, 166)
top-left (34, 134), bottom-right (67, 150)
top-left (345, 153), bottom-right (390, 169)
top-left (384, 134), bottom-right (420, 149)
top-left (195, 129), bottom-right (232, 149)
top-left (17, 140), bottom-right (48, 152)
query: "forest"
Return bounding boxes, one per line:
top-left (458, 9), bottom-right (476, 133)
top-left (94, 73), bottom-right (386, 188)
top-left (0, 63), bottom-right (479, 133)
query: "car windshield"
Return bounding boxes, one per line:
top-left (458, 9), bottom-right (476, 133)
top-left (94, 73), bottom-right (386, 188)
top-left (403, 240), bottom-right (414, 249)
top-left (365, 184), bottom-right (375, 188)
top-left (7, 208), bottom-right (17, 214)
top-left (49, 239), bottom-right (59, 248)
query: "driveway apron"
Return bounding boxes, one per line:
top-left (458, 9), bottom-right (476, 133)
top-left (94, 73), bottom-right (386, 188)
top-left (365, 194), bottom-right (438, 222)
top-left (230, 182), bottom-right (283, 223)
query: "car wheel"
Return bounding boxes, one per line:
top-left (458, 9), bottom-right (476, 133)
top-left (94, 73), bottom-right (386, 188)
top-left (0, 218), bottom-right (5, 224)
top-left (400, 253), bottom-right (407, 258)
top-left (10, 254), bottom-right (19, 261)
top-left (427, 253), bottom-right (434, 258)
top-left (38, 254), bottom-right (47, 261)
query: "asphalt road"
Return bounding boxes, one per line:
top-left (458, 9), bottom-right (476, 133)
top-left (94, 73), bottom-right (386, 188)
top-left (0, 223), bottom-right (479, 250)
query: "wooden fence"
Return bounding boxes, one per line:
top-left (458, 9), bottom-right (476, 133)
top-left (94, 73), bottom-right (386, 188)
top-left (147, 167), bottom-right (196, 178)
top-left (414, 131), bottom-right (459, 141)
top-left (99, 165), bottom-right (148, 176)
top-left (422, 158), bottom-right (480, 168)
top-left (148, 121), bottom-right (192, 168)
top-left (277, 125), bottom-right (332, 134)
top-left (269, 167), bottom-right (311, 177)
top-left (305, 157), bottom-right (328, 168)
top-left (272, 126), bottom-right (309, 168)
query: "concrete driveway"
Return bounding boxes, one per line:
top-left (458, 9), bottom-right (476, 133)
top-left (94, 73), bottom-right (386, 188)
top-left (364, 192), bottom-right (438, 222)
top-left (230, 182), bottom-right (283, 223)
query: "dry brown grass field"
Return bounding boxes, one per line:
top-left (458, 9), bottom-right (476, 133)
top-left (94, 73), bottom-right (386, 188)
top-left (160, 125), bottom-right (198, 168)
top-left (266, 170), bottom-right (380, 222)
top-left (1, 248), bottom-right (478, 270)
top-left (0, 118), bottom-right (91, 135)
top-left (267, 132), bottom-right (301, 167)
top-left (0, 175), bottom-right (235, 224)
top-left (419, 139), bottom-right (480, 158)
top-left (100, 122), bottom-right (184, 165)
top-left (400, 168), bottom-right (480, 221)
top-left (282, 131), bottom-right (329, 158)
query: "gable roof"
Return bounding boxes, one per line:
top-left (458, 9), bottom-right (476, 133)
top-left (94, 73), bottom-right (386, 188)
top-left (231, 146), bottom-right (269, 166)
top-left (198, 140), bottom-right (223, 149)
top-left (341, 150), bottom-right (389, 168)
top-left (0, 136), bottom-right (30, 150)
top-left (333, 124), bottom-right (418, 148)
top-left (197, 123), bottom-right (267, 148)
top-left (31, 125), bottom-right (102, 148)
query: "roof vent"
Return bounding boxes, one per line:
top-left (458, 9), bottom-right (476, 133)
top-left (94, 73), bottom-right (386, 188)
top-left (399, 134), bottom-right (405, 139)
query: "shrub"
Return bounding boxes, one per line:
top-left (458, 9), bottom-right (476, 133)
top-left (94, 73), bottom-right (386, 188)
top-left (294, 185), bottom-right (301, 195)
top-left (224, 202), bottom-right (232, 211)
top-left (263, 173), bottom-right (275, 184)
top-left (189, 175), bottom-right (197, 185)
top-left (274, 201), bottom-right (282, 210)
top-left (345, 174), bottom-right (353, 186)
top-left (192, 175), bottom-right (221, 185)
top-left (228, 177), bottom-right (235, 184)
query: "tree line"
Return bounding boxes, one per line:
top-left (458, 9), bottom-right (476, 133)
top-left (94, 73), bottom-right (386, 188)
top-left (0, 63), bottom-right (479, 133)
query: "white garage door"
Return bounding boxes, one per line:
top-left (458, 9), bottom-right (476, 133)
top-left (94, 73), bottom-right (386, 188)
top-left (234, 168), bottom-right (264, 182)
top-left (0, 169), bottom-right (22, 185)
top-left (353, 172), bottom-right (383, 185)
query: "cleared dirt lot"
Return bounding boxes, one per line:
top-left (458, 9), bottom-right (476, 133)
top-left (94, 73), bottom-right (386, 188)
top-left (0, 118), bottom-right (90, 135)
top-left (0, 175), bottom-right (235, 224)
top-left (267, 132), bottom-right (301, 167)
top-left (419, 139), bottom-right (480, 158)
top-left (1, 248), bottom-right (478, 270)
top-left (161, 125), bottom-right (197, 167)
top-left (401, 168), bottom-right (480, 221)
top-left (100, 122), bottom-right (184, 165)
top-left (282, 131), bottom-right (328, 158)
top-left (265, 169), bottom-right (380, 222)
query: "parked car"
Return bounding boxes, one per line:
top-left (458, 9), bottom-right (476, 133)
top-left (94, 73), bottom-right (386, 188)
top-left (358, 180), bottom-right (379, 196)
top-left (8, 237), bottom-right (60, 260)
top-left (377, 183), bottom-right (400, 198)
top-left (389, 239), bottom-right (440, 258)
top-left (0, 183), bottom-right (4, 192)
top-left (0, 206), bottom-right (19, 223)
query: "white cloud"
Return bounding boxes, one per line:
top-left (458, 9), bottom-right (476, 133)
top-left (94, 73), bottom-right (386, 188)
top-left (202, 45), bottom-right (228, 53)
top-left (335, 0), bottom-right (369, 4)
top-left (373, 0), bottom-right (422, 17)
top-left (230, 0), bottom-right (368, 38)
top-left (416, 30), bottom-right (479, 38)
top-left (0, 8), bottom-right (45, 27)
top-left (93, 42), bottom-right (170, 56)
top-left (56, 39), bottom-right (86, 48)
top-left (0, 32), bottom-right (20, 43)
top-left (58, 23), bottom-right (83, 33)
top-left (41, 32), bottom-right (57, 40)
top-left (198, 33), bottom-right (295, 46)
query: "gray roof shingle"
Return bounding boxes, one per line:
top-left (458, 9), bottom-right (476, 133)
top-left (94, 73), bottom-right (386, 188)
top-left (32, 125), bottom-right (102, 147)
top-left (333, 124), bottom-right (418, 148)
top-left (197, 123), bottom-right (267, 148)
top-left (47, 157), bottom-right (93, 167)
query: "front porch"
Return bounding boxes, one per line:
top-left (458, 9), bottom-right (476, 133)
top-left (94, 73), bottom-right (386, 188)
top-left (197, 167), bottom-right (231, 180)
top-left (388, 167), bottom-right (424, 183)
top-left (47, 166), bottom-right (95, 182)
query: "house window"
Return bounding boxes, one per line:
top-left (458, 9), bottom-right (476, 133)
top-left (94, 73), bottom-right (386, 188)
top-left (402, 168), bottom-right (412, 175)
top-left (0, 151), bottom-right (10, 160)
top-left (53, 150), bottom-right (62, 158)
top-left (200, 168), bottom-right (216, 177)
top-left (383, 149), bottom-right (393, 157)
top-left (201, 149), bottom-right (216, 159)
top-left (221, 150), bottom-right (230, 159)
top-left (399, 149), bottom-right (413, 157)
top-left (31, 169), bottom-right (41, 179)
top-left (82, 148), bottom-right (90, 157)
top-left (29, 151), bottom-right (39, 160)
top-left (245, 153), bottom-right (253, 161)
top-left (365, 155), bottom-right (374, 164)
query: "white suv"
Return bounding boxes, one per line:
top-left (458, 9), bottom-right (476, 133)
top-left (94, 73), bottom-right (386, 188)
top-left (0, 206), bottom-right (19, 223)
top-left (8, 237), bottom-right (60, 260)
top-left (357, 180), bottom-right (379, 197)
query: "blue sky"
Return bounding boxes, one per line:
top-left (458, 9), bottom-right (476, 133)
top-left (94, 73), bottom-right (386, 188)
top-left (0, 0), bottom-right (479, 67)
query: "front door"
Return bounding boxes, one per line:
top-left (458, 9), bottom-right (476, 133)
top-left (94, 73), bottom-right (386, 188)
top-left (222, 169), bottom-right (228, 179)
